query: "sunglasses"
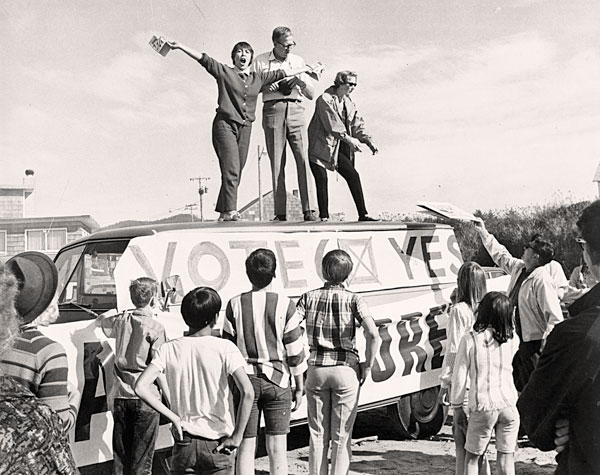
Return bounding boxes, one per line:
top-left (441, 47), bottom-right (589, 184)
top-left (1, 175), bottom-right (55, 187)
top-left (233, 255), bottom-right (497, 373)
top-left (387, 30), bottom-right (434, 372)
top-left (346, 82), bottom-right (357, 87)
top-left (576, 237), bottom-right (586, 250)
top-left (524, 243), bottom-right (539, 255)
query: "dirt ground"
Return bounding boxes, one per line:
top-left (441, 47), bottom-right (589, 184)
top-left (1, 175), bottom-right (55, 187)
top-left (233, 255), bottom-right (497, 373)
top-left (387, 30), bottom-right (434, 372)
top-left (81, 407), bottom-right (557, 475)
top-left (253, 408), bottom-right (558, 475)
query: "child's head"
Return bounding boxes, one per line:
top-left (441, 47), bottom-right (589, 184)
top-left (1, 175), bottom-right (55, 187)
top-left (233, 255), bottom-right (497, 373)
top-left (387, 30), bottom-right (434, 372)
top-left (180, 287), bottom-right (222, 330)
top-left (246, 248), bottom-right (276, 289)
top-left (456, 262), bottom-right (487, 309)
top-left (473, 291), bottom-right (514, 344)
top-left (322, 249), bottom-right (353, 284)
top-left (129, 277), bottom-right (158, 308)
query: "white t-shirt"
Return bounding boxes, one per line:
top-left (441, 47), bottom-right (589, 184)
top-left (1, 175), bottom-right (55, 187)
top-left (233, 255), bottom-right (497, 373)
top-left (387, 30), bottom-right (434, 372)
top-left (150, 335), bottom-right (245, 439)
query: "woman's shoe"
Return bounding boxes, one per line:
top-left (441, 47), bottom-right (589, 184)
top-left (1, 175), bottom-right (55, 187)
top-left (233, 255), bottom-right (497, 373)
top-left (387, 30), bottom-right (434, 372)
top-left (320, 217), bottom-right (329, 222)
top-left (221, 211), bottom-right (240, 222)
top-left (358, 215), bottom-right (380, 222)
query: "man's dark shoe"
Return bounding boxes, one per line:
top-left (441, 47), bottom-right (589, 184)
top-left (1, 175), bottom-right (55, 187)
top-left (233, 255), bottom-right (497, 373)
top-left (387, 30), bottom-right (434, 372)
top-left (272, 215), bottom-right (287, 222)
top-left (358, 215), bottom-right (380, 222)
top-left (304, 211), bottom-right (318, 222)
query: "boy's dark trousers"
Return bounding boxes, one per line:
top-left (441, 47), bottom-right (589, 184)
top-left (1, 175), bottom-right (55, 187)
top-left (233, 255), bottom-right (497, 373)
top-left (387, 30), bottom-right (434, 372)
top-left (112, 398), bottom-right (160, 475)
top-left (169, 433), bottom-right (234, 475)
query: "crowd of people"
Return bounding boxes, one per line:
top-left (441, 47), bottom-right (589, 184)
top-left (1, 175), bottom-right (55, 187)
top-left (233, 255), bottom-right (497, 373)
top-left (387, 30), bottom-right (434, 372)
top-left (437, 205), bottom-right (600, 475)
top-left (1, 188), bottom-right (599, 474)
top-left (0, 245), bottom-right (380, 475)
top-left (0, 201), bottom-right (599, 475)
top-left (167, 26), bottom-right (380, 223)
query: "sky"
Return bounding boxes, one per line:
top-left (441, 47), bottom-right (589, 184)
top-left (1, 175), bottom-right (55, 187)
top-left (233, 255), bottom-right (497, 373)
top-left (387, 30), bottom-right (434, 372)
top-left (2, 0), bottom-right (600, 226)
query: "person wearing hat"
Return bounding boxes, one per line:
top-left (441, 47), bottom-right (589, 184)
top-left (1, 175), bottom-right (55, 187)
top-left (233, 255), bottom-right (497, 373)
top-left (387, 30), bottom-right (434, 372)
top-left (0, 259), bottom-right (78, 474)
top-left (0, 251), bottom-right (80, 432)
top-left (473, 221), bottom-right (563, 391)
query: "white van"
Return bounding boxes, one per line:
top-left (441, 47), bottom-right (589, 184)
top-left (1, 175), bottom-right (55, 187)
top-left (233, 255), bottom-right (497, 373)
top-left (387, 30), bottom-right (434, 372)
top-left (48, 220), bottom-right (490, 469)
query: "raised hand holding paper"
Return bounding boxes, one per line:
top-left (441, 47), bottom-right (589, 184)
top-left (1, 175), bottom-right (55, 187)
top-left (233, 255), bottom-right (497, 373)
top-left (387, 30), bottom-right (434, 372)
top-left (417, 201), bottom-right (480, 222)
top-left (149, 36), bottom-right (171, 57)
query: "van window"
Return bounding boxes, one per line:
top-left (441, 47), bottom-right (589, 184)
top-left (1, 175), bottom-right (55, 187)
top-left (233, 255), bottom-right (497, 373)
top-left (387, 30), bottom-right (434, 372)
top-left (56, 240), bottom-right (128, 311)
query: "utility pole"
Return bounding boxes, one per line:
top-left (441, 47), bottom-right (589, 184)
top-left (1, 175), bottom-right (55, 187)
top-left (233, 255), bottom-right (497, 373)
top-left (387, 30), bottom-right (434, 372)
top-left (184, 203), bottom-right (198, 221)
top-left (257, 146), bottom-right (267, 221)
top-left (190, 177), bottom-right (210, 222)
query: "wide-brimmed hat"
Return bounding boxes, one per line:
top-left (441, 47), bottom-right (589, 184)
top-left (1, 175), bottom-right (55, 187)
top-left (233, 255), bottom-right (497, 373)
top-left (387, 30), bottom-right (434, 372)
top-left (6, 251), bottom-right (59, 325)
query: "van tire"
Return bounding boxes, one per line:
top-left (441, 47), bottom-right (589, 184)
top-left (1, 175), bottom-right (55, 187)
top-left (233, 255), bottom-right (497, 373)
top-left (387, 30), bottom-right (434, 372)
top-left (386, 386), bottom-right (448, 439)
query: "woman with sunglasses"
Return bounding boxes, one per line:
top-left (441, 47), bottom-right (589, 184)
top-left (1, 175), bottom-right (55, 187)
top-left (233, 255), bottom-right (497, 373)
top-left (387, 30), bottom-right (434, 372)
top-left (307, 71), bottom-right (379, 222)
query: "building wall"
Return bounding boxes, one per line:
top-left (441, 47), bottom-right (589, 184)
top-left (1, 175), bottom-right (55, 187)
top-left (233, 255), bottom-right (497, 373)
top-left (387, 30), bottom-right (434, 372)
top-left (6, 232), bottom-right (25, 256)
top-left (240, 191), bottom-right (305, 222)
top-left (0, 189), bottom-right (25, 219)
top-left (0, 228), bottom-right (89, 261)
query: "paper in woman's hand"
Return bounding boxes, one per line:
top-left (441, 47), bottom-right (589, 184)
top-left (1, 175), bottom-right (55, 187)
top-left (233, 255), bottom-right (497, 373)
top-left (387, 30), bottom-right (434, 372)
top-left (149, 36), bottom-right (171, 57)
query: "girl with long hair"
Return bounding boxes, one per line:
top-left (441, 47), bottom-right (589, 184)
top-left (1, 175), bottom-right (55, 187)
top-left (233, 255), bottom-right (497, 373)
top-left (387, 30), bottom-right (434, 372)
top-left (439, 262), bottom-right (488, 475)
top-left (451, 292), bottom-right (520, 475)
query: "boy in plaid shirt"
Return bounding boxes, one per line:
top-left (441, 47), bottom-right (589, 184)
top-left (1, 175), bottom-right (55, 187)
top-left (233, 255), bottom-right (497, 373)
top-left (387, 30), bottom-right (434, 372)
top-left (296, 249), bottom-right (379, 475)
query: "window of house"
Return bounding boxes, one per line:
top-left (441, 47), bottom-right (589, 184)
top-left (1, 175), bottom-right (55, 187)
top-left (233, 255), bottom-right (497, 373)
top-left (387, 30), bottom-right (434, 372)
top-left (26, 228), bottom-right (67, 251)
top-left (0, 230), bottom-right (6, 254)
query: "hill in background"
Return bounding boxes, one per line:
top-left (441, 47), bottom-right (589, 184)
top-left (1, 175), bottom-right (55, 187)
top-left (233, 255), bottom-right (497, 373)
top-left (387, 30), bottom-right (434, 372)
top-left (101, 213), bottom-right (199, 231)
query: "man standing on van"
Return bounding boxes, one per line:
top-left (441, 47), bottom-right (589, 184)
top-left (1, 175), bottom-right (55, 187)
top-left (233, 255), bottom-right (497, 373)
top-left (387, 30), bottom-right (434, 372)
top-left (252, 26), bottom-right (318, 222)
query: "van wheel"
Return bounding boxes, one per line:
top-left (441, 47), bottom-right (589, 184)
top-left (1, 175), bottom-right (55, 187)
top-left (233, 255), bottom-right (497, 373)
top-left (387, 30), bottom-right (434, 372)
top-left (386, 386), bottom-right (448, 439)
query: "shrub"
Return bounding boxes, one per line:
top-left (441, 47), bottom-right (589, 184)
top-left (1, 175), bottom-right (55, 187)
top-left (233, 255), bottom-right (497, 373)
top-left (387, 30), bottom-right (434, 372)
top-left (397, 201), bottom-right (591, 276)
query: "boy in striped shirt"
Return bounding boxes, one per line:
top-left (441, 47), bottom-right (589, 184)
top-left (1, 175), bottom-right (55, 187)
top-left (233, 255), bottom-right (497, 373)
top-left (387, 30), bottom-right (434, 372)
top-left (223, 248), bottom-right (307, 475)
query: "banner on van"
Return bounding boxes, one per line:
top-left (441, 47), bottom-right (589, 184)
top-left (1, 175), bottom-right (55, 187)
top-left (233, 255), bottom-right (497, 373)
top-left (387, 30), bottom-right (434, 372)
top-left (113, 228), bottom-right (463, 310)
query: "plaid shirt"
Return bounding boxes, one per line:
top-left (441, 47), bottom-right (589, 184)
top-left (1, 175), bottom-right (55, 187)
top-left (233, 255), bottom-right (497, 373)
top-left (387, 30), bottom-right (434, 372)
top-left (296, 284), bottom-right (372, 367)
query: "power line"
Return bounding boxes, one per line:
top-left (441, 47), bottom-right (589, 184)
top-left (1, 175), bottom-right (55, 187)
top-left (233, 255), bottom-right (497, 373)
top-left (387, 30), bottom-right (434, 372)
top-left (184, 203), bottom-right (198, 221)
top-left (189, 0), bottom-right (207, 20)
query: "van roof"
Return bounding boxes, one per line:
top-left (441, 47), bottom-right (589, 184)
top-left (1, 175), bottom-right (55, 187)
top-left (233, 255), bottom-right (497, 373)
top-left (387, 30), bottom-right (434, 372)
top-left (60, 220), bottom-right (452, 251)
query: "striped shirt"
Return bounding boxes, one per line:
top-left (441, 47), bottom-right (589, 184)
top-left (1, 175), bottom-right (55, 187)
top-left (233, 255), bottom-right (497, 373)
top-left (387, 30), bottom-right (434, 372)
top-left (101, 307), bottom-right (167, 399)
top-left (450, 328), bottom-right (520, 412)
top-left (0, 328), bottom-right (77, 431)
top-left (296, 284), bottom-right (372, 367)
top-left (223, 290), bottom-right (307, 388)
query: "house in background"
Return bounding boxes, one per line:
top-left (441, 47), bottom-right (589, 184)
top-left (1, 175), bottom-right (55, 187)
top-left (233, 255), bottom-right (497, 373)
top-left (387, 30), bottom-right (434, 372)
top-left (0, 172), bottom-right (99, 261)
top-left (239, 189), bottom-right (345, 222)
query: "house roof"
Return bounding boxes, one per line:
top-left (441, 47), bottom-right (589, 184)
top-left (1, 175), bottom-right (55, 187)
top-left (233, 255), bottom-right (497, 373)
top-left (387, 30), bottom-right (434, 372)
top-left (239, 190), bottom-right (277, 214)
top-left (0, 184), bottom-right (34, 197)
top-left (0, 215), bottom-right (100, 234)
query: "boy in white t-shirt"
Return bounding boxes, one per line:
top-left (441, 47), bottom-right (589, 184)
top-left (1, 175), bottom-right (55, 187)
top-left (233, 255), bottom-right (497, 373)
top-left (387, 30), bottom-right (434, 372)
top-left (135, 287), bottom-right (254, 475)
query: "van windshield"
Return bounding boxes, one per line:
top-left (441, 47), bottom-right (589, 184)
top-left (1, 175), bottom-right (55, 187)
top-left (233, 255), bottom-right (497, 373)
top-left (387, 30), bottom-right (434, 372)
top-left (55, 240), bottom-right (129, 310)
